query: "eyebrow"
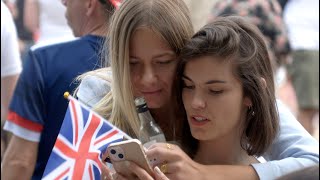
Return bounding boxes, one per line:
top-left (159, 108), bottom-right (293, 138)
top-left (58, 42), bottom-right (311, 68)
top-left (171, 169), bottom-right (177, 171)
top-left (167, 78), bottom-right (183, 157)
top-left (153, 52), bottom-right (175, 58)
top-left (182, 75), bottom-right (226, 84)
top-left (130, 51), bottom-right (175, 59)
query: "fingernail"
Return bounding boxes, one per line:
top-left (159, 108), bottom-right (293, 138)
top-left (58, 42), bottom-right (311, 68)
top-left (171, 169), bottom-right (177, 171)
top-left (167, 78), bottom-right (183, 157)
top-left (154, 166), bottom-right (162, 175)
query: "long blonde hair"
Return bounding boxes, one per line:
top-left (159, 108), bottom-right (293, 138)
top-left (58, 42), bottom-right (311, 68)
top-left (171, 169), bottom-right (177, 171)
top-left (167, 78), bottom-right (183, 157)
top-left (91, 0), bottom-right (193, 138)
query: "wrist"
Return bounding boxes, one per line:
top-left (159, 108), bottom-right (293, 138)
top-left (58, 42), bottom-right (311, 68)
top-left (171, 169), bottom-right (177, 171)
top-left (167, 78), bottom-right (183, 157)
top-left (197, 163), bottom-right (212, 180)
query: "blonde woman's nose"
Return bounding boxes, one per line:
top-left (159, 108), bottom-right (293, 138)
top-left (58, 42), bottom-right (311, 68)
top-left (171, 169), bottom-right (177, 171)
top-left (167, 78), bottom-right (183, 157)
top-left (142, 67), bottom-right (157, 84)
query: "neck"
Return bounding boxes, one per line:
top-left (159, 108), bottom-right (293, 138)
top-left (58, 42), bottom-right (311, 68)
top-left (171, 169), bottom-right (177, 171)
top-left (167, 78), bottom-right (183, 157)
top-left (87, 23), bottom-right (107, 36)
top-left (79, 15), bottom-right (107, 37)
top-left (194, 133), bottom-right (257, 165)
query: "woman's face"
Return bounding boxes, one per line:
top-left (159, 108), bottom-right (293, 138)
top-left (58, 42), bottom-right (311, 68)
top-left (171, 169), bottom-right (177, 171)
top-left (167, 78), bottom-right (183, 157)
top-left (129, 27), bottom-right (178, 109)
top-left (182, 56), bottom-right (251, 141)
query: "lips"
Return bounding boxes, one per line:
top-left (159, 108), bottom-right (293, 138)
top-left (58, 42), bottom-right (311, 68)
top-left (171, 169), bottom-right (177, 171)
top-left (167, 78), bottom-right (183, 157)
top-left (189, 115), bottom-right (210, 126)
top-left (141, 89), bottom-right (162, 95)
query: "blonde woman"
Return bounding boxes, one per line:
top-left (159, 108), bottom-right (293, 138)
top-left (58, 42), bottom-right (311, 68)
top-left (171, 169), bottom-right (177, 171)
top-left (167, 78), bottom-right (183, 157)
top-left (77, 0), bottom-right (193, 140)
top-left (76, 0), bottom-right (319, 179)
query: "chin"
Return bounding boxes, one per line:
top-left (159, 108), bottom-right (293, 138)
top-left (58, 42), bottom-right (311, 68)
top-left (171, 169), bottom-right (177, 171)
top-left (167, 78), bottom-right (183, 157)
top-left (191, 130), bottom-right (211, 141)
top-left (144, 98), bottom-right (166, 109)
top-left (146, 102), bottom-right (163, 109)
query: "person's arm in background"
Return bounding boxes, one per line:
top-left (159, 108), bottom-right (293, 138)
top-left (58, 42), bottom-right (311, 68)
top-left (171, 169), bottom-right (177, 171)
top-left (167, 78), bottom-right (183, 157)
top-left (1, 1), bottom-right (22, 128)
top-left (3, 0), bottom-right (18, 18)
top-left (24, 0), bottom-right (39, 33)
top-left (1, 3), bottom-right (38, 179)
top-left (1, 136), bottom-right (39, 179)
top-left (1, 76), bottom-right (19, 124)
top-left (1, 46), bottom-right (46, 179)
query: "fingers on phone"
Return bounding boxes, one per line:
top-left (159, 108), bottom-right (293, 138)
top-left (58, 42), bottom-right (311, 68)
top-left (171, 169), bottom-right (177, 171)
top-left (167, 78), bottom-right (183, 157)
top-left (101, 163), bottom-right (113, 180)
top-left (112, 173), bottom-right (126, 180)
top-left (126, 161), bottom-right (154, 180)
top-left (154, 166), bottom-right (170, 180)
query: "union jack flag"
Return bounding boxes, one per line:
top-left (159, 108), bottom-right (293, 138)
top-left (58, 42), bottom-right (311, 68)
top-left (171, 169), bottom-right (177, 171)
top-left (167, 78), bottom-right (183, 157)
top-left (42, 95), bottom-right (130, 180)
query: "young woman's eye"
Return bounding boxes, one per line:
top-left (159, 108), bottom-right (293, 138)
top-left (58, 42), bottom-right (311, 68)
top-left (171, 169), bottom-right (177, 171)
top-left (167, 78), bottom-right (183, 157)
top-left (182, 82), bottom-right (194, 89)
top-left (158, 60), bottom-right (173, 65)
top-left (129, 61), bottom-right (138, 65)
top-left (129, 58), bottom-right (139, 65)
top-left (183, 85), bottom-right (194, 89)
top-left (209, 90), bottom-right (223, 95)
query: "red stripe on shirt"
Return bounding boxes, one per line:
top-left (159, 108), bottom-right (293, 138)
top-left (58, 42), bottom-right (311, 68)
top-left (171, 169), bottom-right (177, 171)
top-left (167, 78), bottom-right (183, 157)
top-left (7, 111), bottom-right (43, 132)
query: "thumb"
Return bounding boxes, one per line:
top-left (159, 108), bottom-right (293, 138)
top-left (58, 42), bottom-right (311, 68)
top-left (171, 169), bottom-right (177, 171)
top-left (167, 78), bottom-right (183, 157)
top-left (154, 166), bottom-right (170, 180)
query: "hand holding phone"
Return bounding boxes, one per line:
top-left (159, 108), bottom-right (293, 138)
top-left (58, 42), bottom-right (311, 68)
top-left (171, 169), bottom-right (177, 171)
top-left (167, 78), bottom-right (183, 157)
top-left (106, 139), bottom-right (154, 178)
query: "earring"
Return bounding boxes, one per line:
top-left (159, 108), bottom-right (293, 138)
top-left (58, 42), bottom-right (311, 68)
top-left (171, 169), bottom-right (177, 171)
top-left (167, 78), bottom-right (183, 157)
top-left (248, 105), bottom-right (255, 116)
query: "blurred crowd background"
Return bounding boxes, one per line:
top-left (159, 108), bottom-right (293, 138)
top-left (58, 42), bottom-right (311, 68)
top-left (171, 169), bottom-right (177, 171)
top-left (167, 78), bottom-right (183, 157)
top-left (1, 0), bottom-right (319, 160)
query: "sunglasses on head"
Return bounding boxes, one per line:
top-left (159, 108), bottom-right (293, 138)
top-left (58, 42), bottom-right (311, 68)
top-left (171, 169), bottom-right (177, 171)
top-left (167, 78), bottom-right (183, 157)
top-left (99, 0), bottom-right (122, 9)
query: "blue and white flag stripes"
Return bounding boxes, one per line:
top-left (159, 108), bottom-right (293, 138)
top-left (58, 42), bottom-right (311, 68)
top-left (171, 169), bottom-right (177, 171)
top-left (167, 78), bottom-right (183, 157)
top-left (42, 95), bottom-right (131, 180)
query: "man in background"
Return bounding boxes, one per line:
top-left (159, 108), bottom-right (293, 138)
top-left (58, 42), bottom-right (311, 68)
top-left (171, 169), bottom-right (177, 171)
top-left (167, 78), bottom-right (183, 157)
top-left (284, 0), bottom-right (319, 135)
top-left (1, 0), bottom-right (119, 179)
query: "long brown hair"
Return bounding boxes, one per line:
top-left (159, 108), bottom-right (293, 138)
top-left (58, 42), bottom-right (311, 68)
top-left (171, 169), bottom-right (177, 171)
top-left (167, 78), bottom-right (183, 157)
top-left (177, 16), bottom-right (279, 157)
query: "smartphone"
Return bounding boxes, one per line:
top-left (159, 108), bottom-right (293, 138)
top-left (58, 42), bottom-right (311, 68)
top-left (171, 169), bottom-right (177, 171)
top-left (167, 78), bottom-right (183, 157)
top-left (106, 139), bottom-right (153, 178)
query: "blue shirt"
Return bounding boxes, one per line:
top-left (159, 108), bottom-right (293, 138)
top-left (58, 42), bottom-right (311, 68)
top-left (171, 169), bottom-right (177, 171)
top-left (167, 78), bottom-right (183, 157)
top-left (4, 35), bottom-right (106, 179)
top-left (252, 100), bottom-right (319, 179)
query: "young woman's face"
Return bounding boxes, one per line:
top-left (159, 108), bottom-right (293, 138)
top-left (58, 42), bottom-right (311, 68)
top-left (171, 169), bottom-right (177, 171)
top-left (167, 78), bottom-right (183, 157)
top-left (182, 56), bottom-right (251, 141)
top-left (129, 27), bottom-right (178, 109)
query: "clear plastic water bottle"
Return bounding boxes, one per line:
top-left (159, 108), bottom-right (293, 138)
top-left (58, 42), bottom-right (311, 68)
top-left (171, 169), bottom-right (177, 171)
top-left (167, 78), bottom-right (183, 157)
top-left (134, 97), bottom-right (166, 148)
